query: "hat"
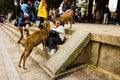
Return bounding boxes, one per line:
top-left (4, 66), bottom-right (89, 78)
top-left (56, 20), bottom-right (61, 24)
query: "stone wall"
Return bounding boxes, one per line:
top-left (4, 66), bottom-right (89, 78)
top-left (91, 33), bottom-right (120, 74)
top-left (90, 41), bottom-right (120, 74)
top-left (71, 33), bottom-right (120, 75)
top-left (70, 43), bottom-right (91, 66)
top-left (41, 30), bottom-right (120, 78)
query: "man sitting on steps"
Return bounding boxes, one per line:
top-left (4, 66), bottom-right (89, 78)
top-left (46, 20), bottom-right (65, 54)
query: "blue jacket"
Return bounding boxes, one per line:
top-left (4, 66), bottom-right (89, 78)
top-left (21, 3), bottom-right (29, 14)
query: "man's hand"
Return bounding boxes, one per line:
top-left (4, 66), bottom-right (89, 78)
top-left (26, 21), bottom-right (31, 26)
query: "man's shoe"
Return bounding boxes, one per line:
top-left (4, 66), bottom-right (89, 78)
top-left (50, 49), bottom-right (56, 55)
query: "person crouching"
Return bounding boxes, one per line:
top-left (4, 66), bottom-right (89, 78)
top-left (16, 13), bottom-right (31, 43)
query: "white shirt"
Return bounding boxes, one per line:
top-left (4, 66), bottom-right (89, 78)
top-left (58, 2), bottom-right (64, 15)
top-left (53, 25), bottom-right (65, 41)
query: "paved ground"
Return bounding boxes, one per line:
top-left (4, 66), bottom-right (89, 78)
top-left (0, 22), bottom-right (120, 80)
top-left (31, 21), bottom-right (120, 37)
top-left (65, 23), bottom-right (120, 36)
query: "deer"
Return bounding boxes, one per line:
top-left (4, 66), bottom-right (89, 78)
top-left (52, 9), bottom-right (74, 29)
top-left (18, 20), bottom-right (50, 69)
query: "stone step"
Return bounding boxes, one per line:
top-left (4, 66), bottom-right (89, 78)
top-left (2, 23), bottom-right (49, 58)
top-left (2, 22), bottom-right (120, 80)
top-left (2, 24), bottom-right (19, 42)
top-left (41, 31), bottom-right (91, 79)
top-left (0, 26), bottom-right (21, 80)
top-left (2, 22), bottom-right (91, 79)
top-left (0, 24), bottom-right (51, 80)
top-left (4, 23), bottom-right (72, 57)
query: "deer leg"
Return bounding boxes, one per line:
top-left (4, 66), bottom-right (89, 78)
top-left (42, 41), bottom-right (46, 52)
top-left (42, 41), bottom-right (49, 58)
top-left (18, 51), bottom-right (25, 68)
top-left (68, 17), bottom-right (73, 35)
top-left (23, 49), bottom-right (32, 70)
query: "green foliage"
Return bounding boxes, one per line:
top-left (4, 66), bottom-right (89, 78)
top-left (77, 0), bottom-right (88, 10)
top-left (0, 0), bottom-right (15, 14)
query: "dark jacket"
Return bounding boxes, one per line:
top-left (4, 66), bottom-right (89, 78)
top-left (14, 14), bottom-right (27, 27)
top-left (104, 7), bottom-right (110, 14)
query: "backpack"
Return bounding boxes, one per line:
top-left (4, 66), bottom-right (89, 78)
top-left (49, 30), bottom-right (59, 37)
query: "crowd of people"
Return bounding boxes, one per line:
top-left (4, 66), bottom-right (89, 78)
top-left (1, 0), bottom-right (120, 25)
top-left (14, 0), bottom-right (71, 55)
top-left (74, 4), bottom-right (120, 25)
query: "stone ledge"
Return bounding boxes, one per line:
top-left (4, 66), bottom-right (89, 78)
top-left (41, 31), bottom-right (90, 79)
top-left (91, 33), bottom-right (120, 47)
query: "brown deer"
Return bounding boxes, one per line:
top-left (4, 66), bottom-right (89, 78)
top-left (52, 9), bottom-right (74, 29)
top-left (18, 20), bottom-right (50, 69)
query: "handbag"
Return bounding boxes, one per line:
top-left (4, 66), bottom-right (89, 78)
top-left (49, 30), bottom-right (59, 37)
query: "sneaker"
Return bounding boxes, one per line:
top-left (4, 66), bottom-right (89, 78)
top-left (50, 49), bottom-right (56, 55)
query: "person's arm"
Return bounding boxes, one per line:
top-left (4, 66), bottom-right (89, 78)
top-left (44, 2), bottom-right (47, 8)
top-left (54, 26), bottom-right (64, 34)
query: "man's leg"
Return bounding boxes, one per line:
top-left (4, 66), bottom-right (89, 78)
top-left (38, 17), bottom-right (44, 29)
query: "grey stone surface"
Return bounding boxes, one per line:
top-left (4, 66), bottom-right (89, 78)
top-left (1, 22), bottom-right (120, 80)
top-left (71, 43), bottom-right (91, 66)
top-left (91, 33), bottom-right (120, 46)
top-left (0, 24), bottom-right (51, 80)
top-left (0, 27), bottom-right (20, 80)
top-left (42, 31), bottom-right (90, 78)
top-left (89, 41), bottom-right (100, 65)
top-left (0, 51), bottom-right (8, 80)
top-left (99, 44), bottom-right (120, 74)
top-left (60, 65), bottom-right (120, 80)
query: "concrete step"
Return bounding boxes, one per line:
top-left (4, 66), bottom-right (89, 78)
top-left (0, 26), bottom-right (20, 80)
top-left (2, 23), bottom-right (49, 59)
top-left (2, 22), bottom-right (120, 80)
top-left (0, 24), bottom-right (51, 80)
top-left (0, 26), bottom-right (21, 80)
top-left (41, 31), bottom-right (91, 79)
top-left (4, 23), bottom-right (71, 57)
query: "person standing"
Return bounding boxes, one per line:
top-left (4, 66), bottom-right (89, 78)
top-left (34, 0), bottom-right (40, 12)
top-left (28, 0), bottom-right (36, 23)
top-left (70, 1), bottom-right (76, 23)
top-left (34, 0), bottom-right (40, 19)
top-left (103, 5), bottom-right (110, 24)
top-left (37, 0), bottom-right (48, 29)
top-left (114, 10), bottom-right (120, 25)
top-left (20, 0), bottom-right (29, 14)
top-left (58, 2), bottom-right (64, 16)
top-left (62, 0), bottom-right (70, 12)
